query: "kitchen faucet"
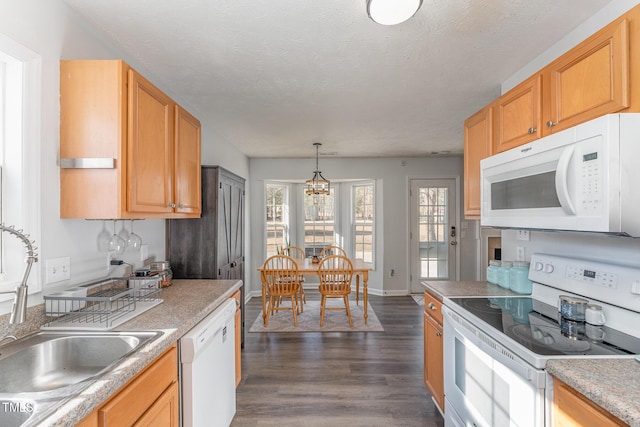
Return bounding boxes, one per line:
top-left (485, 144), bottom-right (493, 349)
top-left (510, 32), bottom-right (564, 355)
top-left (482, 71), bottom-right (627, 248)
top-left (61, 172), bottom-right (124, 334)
top-left (0, 224), bottom-right (38, 325)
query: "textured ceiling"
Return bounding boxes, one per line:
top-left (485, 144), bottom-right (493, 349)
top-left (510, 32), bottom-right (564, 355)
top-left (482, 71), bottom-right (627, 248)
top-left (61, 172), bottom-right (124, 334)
top-left (63, 0), bottom-right (610, 158)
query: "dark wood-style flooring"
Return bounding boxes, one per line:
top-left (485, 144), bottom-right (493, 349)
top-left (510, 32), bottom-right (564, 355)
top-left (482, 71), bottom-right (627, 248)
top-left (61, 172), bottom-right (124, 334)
top-left (231, 292), bottom-right (445, 427)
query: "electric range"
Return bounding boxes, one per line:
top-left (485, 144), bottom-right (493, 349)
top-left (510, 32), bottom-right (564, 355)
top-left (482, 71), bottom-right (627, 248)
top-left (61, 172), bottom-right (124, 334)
top-left (442, 253), bottom-right (640, 427)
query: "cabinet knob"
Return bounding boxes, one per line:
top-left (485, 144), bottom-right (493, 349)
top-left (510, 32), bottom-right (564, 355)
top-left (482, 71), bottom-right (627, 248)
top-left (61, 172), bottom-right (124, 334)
top-left (435, 331), bottom-right (442, 337)
top-left (178, 203), bottom-right (184, 209)
top-left (528, 127), bottom-right (536, 134)
top-left (546, 120), bottom-right (556, 128)
top-left (168, 203), bottom-right (176, 208)
top-left (428, 302), bottom-right (436, 310)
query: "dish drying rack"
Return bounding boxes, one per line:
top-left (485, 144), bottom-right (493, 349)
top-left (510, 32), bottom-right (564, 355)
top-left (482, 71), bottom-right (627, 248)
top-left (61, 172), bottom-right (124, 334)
top-left (41, 277), bottom-right (163, 331)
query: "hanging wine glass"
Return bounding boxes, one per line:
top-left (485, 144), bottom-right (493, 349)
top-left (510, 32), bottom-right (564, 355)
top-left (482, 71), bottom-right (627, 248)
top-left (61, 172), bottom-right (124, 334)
top-left (127, 219), bottom-right (143, 252)
top-left (108, 220), bottom-right (126, 255)
top-left (118, 220), bottom-right (130, 244)
top-left (97, 220), bottom-right (111, 252)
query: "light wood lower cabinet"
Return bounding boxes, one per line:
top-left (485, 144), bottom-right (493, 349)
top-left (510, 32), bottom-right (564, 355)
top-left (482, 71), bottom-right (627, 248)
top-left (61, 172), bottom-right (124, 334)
top-left (77, 344), bottom-right (179, 427)
top-left (553, 378), bottom-right (627, 427)
top-left (423, 291), bottom-right (444, 413)
top-left (232, 290), bottom-right (242, 387)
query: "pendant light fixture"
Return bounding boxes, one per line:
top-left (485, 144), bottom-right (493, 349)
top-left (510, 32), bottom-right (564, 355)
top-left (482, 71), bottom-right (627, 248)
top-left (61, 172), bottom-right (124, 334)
top-left (305, 143), bottom-right (330, 196)
top-left (366, 0), bottom-right (422, 26)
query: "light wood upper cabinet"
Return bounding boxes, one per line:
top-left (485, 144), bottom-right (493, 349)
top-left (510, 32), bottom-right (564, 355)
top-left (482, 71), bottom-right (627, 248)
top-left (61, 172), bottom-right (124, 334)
top-left (60, 60), bottom-right (201, 219)
top-left (174, 106), bottom-right (202, 215)
top-left (127, 69), bottom-right (175, 215)
top-left (463, 105), bottom-right (493, 219)
top-left (495, 74), bottom-right (542, 153)
top-left (544, 18), bottom-right (630, 135)
top-left (553, 378), bottom-right (626, 427)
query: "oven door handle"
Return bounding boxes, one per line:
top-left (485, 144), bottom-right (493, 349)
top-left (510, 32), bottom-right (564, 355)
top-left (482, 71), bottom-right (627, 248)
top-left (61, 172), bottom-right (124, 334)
top-left (443, 307), bottom-right (546, 389)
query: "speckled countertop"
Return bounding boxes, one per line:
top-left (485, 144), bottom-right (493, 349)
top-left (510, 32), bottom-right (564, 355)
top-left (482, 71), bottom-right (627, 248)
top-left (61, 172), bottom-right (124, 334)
top-left (547, 358), bottom-right (640, 426)
top-left (422, 280), bottom-right (640, 426)
top-left (32, 279), bottom-right (243, 427)
top-left (421, 280), bottom-right (518, 301)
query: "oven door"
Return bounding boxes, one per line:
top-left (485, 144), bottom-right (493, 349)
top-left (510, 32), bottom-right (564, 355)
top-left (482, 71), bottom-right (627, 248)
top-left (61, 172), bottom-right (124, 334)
top-left (443, 306), bottom-right (546, 427)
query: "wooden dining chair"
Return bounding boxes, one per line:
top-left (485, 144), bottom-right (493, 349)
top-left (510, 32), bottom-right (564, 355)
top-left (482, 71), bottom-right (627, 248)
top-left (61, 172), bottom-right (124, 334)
top-left (319, 245), bottom-right (347, 258)
top-left (317, 255), bottom-right (353, 327)
top-left (282, 246), bottom-right (307, 311)
top-left (261, 255), bottom-right (301, 326)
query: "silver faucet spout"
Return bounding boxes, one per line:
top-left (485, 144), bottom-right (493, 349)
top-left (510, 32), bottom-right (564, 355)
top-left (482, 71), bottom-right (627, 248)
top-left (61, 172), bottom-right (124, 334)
top-left (0, 224), bottom-right (38, 325)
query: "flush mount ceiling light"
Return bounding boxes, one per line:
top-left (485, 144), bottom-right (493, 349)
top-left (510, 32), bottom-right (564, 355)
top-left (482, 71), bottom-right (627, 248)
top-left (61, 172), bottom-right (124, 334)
top-left (305, 143), bottom-right (330, 196)
top-left (366, 0), bottom-right (423, 26)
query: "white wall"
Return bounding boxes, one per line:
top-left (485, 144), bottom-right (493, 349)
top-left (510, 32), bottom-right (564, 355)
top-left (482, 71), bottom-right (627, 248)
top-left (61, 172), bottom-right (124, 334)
top-left (0, 0), bottom-right (249, 314)
top-left (500, 0), bottom-right (640, 266)
top-left (503, 0), bottom-right (640, 92)
top-left (249, 156), bottom-right (477, 298)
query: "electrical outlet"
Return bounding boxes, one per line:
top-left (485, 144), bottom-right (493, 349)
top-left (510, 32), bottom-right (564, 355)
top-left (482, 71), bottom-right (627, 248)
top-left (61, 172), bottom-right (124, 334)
top-left (516, 247), bottom-right (525, 261)
top-left (45, 257), bottom-right (71, 284)
top-left (516, 230), bottom-right (530, 241)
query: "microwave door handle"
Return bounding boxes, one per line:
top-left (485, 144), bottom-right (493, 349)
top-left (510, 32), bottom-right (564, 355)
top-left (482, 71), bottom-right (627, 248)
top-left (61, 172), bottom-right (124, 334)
top-left (555, 145), bottom-right (577, 215)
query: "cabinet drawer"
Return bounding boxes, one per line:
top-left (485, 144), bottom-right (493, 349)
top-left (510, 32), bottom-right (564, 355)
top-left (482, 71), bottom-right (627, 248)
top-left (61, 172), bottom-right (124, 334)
top-left (424, 291), bottom-right (443, 325)
top-left (98, 345), bottom-right (178, 426)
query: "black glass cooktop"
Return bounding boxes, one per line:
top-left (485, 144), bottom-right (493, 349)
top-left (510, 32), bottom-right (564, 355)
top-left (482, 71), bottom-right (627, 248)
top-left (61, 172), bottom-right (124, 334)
top-left (447, 297), bottom-right (640, 357)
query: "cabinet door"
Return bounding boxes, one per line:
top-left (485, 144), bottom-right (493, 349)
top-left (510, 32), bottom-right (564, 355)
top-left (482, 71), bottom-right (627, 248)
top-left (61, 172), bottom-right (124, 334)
top-left (495, 75), bottom-right (542, 152)
top-left (424, 312), bottom-right (444, 412)
top-left (545, 19), bottom-right (629, 134)
top-left (98, 346), bottom-right (178, 426)
top-left (463, 105), bottom-right (493, 218)
top-left (133, 382), bottom-right (179, 427)
top-left (127, 69), bottom-right (175, 214)
top-left (217, 172), bottom-right (245, 279)
top-left (553, 379), bottom-right (626, 427)
top-left (174, 105), bottom-right (202, 215)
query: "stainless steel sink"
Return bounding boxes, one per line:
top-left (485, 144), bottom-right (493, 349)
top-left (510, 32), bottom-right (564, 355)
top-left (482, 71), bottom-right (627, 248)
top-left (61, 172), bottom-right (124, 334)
top-left (0, 330), bottom-right (161, 426)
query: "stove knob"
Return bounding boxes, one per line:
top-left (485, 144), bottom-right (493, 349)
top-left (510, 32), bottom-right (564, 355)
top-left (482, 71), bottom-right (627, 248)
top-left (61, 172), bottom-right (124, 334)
top-left (543, 264), bottom-right (554, 273)
top-left (533, 262), bottom-right (544, 271)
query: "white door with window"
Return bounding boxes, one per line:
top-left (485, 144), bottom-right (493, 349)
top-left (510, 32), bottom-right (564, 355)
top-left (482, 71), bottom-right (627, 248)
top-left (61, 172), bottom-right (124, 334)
top-left (409, 179), bottom-right (457, 293)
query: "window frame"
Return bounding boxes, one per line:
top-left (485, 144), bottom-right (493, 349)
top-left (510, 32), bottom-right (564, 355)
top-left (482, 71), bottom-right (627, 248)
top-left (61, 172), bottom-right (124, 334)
top-left (299, 184), bottom-right (340, 258)
top-left (0, 34), bottom-right (42, 295)
top-left (351, 180), bottom-right (375, 267)
top-left (264, 182), bottom-right (290, 258)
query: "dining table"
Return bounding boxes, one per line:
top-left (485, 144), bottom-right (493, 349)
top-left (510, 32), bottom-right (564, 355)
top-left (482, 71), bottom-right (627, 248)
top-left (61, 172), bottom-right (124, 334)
top-left (257, 256), bottom-right (372, 325)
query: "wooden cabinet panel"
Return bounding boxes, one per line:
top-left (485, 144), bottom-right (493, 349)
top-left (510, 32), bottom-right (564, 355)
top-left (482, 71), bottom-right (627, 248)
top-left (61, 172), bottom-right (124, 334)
top-left (495, 74), bottom-right (542, 152)
top-left (60, 60), bottom-right (201, 219)
top-left (545, 19), bottom-right (630, 134)
top-left (98, 345), bottom-right (178, 427)
top-left (553, 379), bottom-right (627, 427)
top-left (232, 290), bottom-right (242, 387)
top-left (424, 291), bottom-right (443, 325)
top-left (424, 312), bottom-right (444, 413)
top-left (133, 382), bottom-right (179, 427)
top-left (174, 105), bottom-right (202, 215)
top-left (463, 105), bottom-right (493, 218)
top-left (127, 69), bottom-right (175, 215)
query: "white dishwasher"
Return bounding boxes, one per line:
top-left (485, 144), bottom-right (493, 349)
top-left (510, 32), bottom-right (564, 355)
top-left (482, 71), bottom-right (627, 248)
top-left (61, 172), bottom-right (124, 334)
top-left (180, 298), bottom-right (237, 427)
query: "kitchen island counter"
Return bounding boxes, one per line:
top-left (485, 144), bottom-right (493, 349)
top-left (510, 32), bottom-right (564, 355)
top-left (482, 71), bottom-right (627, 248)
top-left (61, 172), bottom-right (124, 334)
top-left (38, 279), bottom-right (242, 426)
top-left (547, 358), bottom-right (640, 426)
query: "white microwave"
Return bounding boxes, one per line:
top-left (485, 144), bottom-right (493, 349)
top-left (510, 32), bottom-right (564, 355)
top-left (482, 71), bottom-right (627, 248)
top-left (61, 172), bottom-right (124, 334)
top-left (481, 114), bottom-right (640, 236)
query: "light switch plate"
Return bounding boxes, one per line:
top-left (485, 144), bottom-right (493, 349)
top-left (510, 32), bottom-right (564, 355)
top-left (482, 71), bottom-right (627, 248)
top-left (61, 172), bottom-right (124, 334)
top-left (45, 257), bottom-right (70, 284)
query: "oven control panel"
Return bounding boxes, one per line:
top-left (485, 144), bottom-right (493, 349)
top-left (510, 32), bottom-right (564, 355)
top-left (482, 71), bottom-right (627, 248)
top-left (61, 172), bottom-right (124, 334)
top-left (529, 253), bottom-right (640, 313)
top-left (565, 265), bottom-right (617, 289)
